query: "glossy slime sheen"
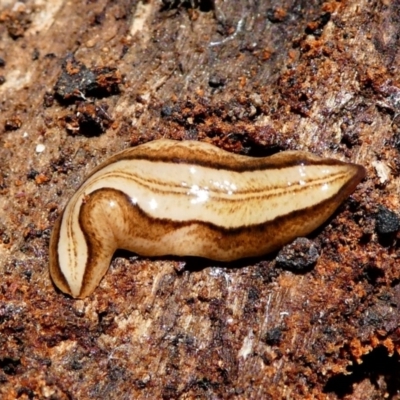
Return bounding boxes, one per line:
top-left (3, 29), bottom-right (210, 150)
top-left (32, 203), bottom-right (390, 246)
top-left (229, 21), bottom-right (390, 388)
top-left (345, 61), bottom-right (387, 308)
top-left (50, 139), bottom-right (366, 298)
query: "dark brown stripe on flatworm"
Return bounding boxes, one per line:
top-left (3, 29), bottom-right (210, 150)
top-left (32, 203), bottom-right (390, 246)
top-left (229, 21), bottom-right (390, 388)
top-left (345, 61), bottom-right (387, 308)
top-left (86, 140), bottom-right (352, 179)
top-left (101, 151), bottom-right (347, 173)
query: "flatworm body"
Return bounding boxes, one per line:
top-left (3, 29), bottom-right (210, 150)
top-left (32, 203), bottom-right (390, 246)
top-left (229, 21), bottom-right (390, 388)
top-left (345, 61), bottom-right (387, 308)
top-left (49, 139), bottom-right (366, 298)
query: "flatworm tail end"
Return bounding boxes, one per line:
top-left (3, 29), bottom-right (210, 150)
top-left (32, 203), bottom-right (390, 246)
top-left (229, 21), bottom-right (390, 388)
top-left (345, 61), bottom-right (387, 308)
top-left (337, 162), bottom-right (366, 202)
top-left (353, 162), bottom-right (367, 189)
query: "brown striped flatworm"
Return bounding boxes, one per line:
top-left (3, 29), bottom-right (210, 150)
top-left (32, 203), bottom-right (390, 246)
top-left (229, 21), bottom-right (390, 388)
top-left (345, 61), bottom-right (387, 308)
top-left (49, 139), bottom-right (366, 298)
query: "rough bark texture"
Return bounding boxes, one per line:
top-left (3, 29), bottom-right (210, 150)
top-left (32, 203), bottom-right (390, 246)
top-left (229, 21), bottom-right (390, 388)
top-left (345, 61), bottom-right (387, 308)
top-left (1, 0), bottom-right (400, 399)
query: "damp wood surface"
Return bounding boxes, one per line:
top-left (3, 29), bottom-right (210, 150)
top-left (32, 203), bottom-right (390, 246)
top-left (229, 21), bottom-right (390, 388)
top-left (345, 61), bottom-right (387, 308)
top-left (0, 0), bottom-right (400, 399)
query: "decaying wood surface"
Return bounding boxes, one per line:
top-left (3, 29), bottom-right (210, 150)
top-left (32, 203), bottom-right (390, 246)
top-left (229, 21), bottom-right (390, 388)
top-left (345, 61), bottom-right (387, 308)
top-left (1, 0), bottom-right (400, 398)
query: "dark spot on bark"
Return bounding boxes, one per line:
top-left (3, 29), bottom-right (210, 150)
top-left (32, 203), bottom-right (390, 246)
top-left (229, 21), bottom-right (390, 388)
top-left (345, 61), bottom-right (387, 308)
top-left (264, 327), bottom-right (283, 345)
top-left (93, 11), bottom-right (106, 25)
top-left (108, 365), bottom-right (129, 382)
top-left (17, 388), bottom-right (34, 398)
top-left (4, 116), bottom-right (22, 131)
top-left (305, 12), bottom-right (331, 36)
top-left (276, 237), bottom-right (319, 272)
top-left (70, 358), bottom-right (83, 371)
top-left (161, 0), bottom-right (213, 12)
top-left (54, 55), bottom-right (121, 103)
top-left (0, 358), bottom-right (21, 375)
top-left (63, 101), bottom-right (113, 136)
top-left (23, 223), bottom-right (44, 241)
top-left (208, 74), bottom-right (226, 88)
top-left (2, 233), bottom-right (10, 244)
top-left (266, 7), bottom-right (287, 23)
top-left (1, 7), bottom-right (31, 39)
top-left (375, 205), bottom-right (400, 238)
top-left (135, 375), bottom-right (151, 389)
top-left (32, 48), bottom-right (40, 60)
top-left (184, 126), bottom-right (198, 140)
top-left (208, 298), bottom-right (223, 321)
top-left (162, 383), bottom-right (178, 399)
top-left (247, 287), bottom-right (259, 301)
top-left (161, 105), bottom-right (173, 117)
top-left (27, 169), bottom-right (39, 180)
top-left (43, 92), bottom-right (54, 108)
top-left (341, 129), bottom-right (360, 148)
top-left (362, 264), bottom-right (385, 285)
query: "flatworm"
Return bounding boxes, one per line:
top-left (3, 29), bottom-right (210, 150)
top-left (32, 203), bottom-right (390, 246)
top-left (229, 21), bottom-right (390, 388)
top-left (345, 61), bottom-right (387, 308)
top-left (49, 139), bottom-right (366, 298)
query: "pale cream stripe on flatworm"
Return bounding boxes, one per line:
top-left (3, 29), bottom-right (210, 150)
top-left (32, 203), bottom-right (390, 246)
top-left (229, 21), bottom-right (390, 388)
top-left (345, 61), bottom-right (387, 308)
top-left (50, 139), bottom-right (366, 298)
top-left (62, 159), bottom-right (353, 226)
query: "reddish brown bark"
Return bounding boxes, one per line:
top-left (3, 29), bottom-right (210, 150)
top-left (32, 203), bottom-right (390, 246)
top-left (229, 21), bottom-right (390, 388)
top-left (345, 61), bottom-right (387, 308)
top-left (1, 0), bottom-right (400, 398)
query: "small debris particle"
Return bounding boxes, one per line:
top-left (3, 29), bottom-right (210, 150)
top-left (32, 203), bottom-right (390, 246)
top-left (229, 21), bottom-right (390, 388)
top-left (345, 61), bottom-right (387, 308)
top-left (2, 233), bottom-right (10, 244)
top-left (162, 0), bottom-right (202, 10)
top-left (0, 175), bottom-right (6, 190)
top-left (247, 287), bottom-right (259, 301)
top-left (43, 92), bottom-right (54, 108)
top-left (173, 261), bottom-right (186, 273)
top-left (134, 374), bottom-right (151, 389)
top-left (375, 206), bottom-right (400, 235)
top-left (208, 74), bottom-right (226, 88)
top-left (4, 116), bottom-right (22, 131)
top-left (0, 5), bottom-right (31, 39)
top-left (305, 12), bottom-right (331, 36)
top-left (54, 55), bottom-right (121, 102)
top-left (63, 102), bottom-right (113, 136)
top-left (276, 237), bottom-right (320, 271)
top-left (0, 357), bottom-right (21, 375)
top-left (23, 224), bottom-right (44, 239)
top-left (32, 48), bottom-right (40, 60)
top-left (266, 7), bottom-right (287, 23)
top-left (86, 39), bottom-right (96, 48)
top-left (27, 169), bottom-right (39, 180)
top-left (35, 144), bottom-right (45, 153)
top-left (35, 173), bottom-right (49, 185)
top-left (249, 93), bottom-right (262, 107)
top-left (372, 160), bottom-right (390, 184)
top-left (264, 327), bottom-right (283, 345)
top-left (93, 11), bottom-right (106, 25)
top-left (160, 105), bottom-right (173, 118)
